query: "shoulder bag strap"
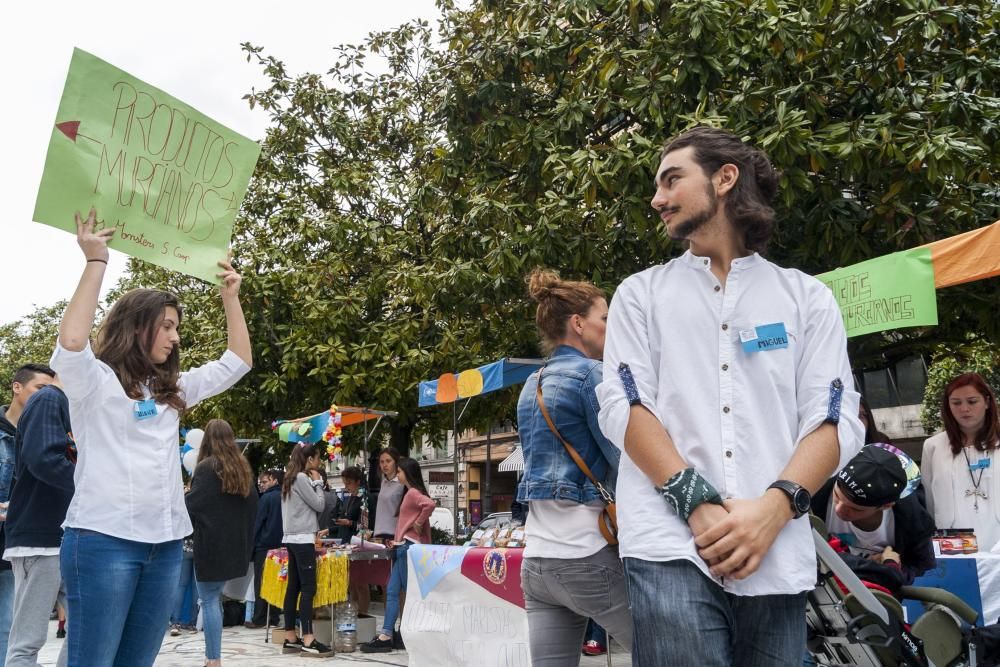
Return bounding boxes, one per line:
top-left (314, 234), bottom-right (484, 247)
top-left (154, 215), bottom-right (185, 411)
top-left (535, 368), bottom-right (615, 505)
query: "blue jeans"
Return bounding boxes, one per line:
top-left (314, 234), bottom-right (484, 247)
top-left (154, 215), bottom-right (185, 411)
top-left (171, 550), bottom-right (196, 625)
top-left (195, 579), bottom-right (226, 660)
top-left (382, 541), bottom-right (411, 637)
top-left (624, 558), bottom-right (806, 667)
top-left (61, 528), bottom-right (182, 667)
top-left (0, 568), bottom-right (14, 667)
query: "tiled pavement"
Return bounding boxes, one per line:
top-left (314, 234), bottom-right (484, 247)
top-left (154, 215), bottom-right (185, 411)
top-left (36, 619), bottom-right (632, 666)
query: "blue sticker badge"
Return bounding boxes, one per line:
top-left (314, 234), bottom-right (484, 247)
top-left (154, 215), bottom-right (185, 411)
top-left (134, 399), bottom-right (158, 421)
top-left (970, 458), bottom-right (991, 471)
top-left (740, 323), bottom-right (789, 354)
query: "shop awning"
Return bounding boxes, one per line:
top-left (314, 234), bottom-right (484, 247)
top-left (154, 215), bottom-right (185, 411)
top-left (497, 446), bottom-right (524, 472)
top-left (418, 358), bottom-right (543, 407)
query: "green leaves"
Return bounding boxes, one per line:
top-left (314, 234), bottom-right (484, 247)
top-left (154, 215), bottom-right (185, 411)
top-left (61, 0), bottom-right (999, 464)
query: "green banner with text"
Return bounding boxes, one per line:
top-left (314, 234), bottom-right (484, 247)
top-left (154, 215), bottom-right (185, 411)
top-left (33, 48), bottom-right (261, 283)
top-left (817, 247), bottom-right (938, 338)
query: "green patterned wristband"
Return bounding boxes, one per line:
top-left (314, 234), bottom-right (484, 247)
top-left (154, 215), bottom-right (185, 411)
top-left (657, 468), bottom-right (723, 523)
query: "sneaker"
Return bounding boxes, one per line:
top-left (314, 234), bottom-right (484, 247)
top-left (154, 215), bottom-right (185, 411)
top-left (582, 640), bottom-right (606, 656)
top-left (361, 636), bottom-right (394, 653)
top-left (56, 628), bottom-right (67, 639)
top-left (169, 624), bottom-right (180, 637)
top-left (282, 638), bottom-right (303, 654)
top-left (300, 639), bottom-right (333, 657)
top-left (244, 622), bottom-right (264, 629)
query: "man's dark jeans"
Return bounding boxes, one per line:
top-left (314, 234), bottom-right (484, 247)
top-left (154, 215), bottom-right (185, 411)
top-left (624, 558), bottom-right (806, 667)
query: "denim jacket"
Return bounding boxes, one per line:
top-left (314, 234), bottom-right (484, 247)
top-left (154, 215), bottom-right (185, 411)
top-left (516, 346), bottom-right (620, 504)
top-left (0, 406), bottom-right (16, 504)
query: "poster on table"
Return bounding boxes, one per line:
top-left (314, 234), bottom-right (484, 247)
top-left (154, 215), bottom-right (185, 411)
top-left (402, 545), bottom-right (530, 666)
top-left (33, 48), bottom-right (261, 283)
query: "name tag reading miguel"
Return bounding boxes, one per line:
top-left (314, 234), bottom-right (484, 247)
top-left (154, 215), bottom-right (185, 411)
top-left (739, 323), bottom-right (789, 354)
top-left (134, 399), bottom-right (158, 421)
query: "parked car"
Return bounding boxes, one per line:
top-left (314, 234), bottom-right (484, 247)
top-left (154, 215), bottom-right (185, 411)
top-left (430, 507), bottom-right (454, 535)
top-left (474, 511), bottom-right (514, 532)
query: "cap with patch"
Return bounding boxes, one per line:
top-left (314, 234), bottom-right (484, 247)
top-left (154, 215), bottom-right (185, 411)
top-left (836, 444), bottom-right (909, 507)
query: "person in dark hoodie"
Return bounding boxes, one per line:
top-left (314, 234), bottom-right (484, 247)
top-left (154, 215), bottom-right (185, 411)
top-left (4, 380), bottom-right (74, 667)
top-left (246, 468), bottom-right (283, 629)
top-left (0, 364), bottom-right (55, 667)
top-left (811, 443), bottom-right (936, 594)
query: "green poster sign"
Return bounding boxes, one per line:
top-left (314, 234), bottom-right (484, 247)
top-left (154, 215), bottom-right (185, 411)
top-left (33, 48), bottom-right (261, 283)
top-left (817, 247), bottom-right (938, 338)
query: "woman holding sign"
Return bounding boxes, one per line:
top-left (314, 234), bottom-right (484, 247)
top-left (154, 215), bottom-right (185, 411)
top-left (51, 207), bottom-right (252, 667)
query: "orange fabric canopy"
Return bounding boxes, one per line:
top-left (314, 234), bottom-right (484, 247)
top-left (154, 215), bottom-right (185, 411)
top-left (923, 220), bottom-right (1000, 289)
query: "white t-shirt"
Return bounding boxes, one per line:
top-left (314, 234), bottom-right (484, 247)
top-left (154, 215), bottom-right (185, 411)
top-left (597, 251), bottom-right (864, 596)
top-left (825, 505), bottom-right (895, 558)
top-left (523, 500), bottom-right (607, 559)
top-left (51, 342), bottom-right (250, 544)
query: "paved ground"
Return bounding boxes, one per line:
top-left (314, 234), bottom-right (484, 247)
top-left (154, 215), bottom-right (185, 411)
top-left (35, 619), bottom-right (632, 666)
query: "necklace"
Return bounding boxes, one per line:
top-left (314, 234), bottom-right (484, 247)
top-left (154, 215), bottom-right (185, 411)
top-left (962, 447), bottom-right (989, 511)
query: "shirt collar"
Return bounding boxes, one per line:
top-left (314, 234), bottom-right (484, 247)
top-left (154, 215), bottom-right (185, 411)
top-left (551, 345), bottom-right (587, 359)
top-left (680, 250), bottom-right (763, 272)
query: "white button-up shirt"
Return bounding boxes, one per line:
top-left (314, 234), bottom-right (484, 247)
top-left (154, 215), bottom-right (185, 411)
top-left (597, 251), bottom-right (863, 596)
top-left (51, 342), bottom-right (250, 543)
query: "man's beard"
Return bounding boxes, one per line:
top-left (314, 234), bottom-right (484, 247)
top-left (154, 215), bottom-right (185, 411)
top-left (667, 185), bottom-right (719, 241)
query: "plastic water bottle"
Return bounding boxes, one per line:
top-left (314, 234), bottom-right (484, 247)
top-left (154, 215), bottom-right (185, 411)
top-left (334, 599), bottom-right (358, 653)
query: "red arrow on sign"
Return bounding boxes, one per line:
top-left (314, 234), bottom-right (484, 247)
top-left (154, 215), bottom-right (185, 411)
top-left (55, 121), bottom-right (98, 143)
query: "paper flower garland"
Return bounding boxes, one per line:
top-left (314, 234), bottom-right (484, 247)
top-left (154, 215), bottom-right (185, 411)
top-left (322, 404), bottom-right (343, 460)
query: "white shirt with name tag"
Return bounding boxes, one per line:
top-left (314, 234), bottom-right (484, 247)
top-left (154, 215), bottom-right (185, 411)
top-left (597, 251), bottom-right (864, 596)
top-left (51, 342), bottom-right (250, 544)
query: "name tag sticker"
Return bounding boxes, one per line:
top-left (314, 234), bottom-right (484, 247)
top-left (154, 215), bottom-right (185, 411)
top-left (971, 458), bottom-right (991, 471)
top-left (742, 322), bottom-right (789, 354)
top-left (134, 399), bottom-right (158, 421)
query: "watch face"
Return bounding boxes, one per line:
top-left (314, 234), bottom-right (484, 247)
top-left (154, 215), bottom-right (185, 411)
top-left (792, 488), bottom-right (811, 514)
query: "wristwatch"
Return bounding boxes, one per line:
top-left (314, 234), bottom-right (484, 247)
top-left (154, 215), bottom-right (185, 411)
top-left (768, 480), bottom-right (811, 519)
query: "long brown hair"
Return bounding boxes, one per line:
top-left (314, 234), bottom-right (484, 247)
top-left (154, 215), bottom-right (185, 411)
top-left (282, 443), bottom-right (320, 499)
top-left (660, 126), bottom-right (779, 254)
top-left (942, 372), bottom-right (1000, 455)
top-left (94, 289), bottom-right (184, 411)
top-left (197, 419), bottom-right (253, 497)
top-left (526, 268), bottom-right (604, 354)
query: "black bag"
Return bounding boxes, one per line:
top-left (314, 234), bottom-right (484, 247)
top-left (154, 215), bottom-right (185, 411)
top-left (222, 600), bottom-right (246, 627)
top-left (965, 619), bottom-right (1000, 666)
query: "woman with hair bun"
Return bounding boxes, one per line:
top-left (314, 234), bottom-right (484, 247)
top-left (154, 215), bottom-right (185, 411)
top-left (515, 268), bottom-right (632, 666)
top-left (922, 372), bottom-right (1000, 550)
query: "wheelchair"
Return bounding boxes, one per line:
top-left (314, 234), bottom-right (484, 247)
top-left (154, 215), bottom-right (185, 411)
top-left (807, 518), bottom-right (983, 667)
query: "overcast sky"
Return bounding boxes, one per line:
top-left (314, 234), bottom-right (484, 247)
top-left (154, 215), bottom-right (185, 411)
top-left (0, 0), bottom-right (441, 325)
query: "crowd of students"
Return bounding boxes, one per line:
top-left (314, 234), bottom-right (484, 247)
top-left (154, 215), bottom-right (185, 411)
top-left (0, 126), bottom-right (997, 667)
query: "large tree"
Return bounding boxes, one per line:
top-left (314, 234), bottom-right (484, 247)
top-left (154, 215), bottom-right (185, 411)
top-left (110, 0), bottom-right (1000, 460)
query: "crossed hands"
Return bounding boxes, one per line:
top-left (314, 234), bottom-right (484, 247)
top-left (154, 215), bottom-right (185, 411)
top-left (690, 491), bottom-right (793, 580)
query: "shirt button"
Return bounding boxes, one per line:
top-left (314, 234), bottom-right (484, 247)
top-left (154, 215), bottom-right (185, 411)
top-left (721, 324), bottom-right (729, 331)
top-left (703, 259), bottom-right (708, 266)
top-left (713, 285), bottom-right (721, 292)
top-left (723, 406), bottom-right (731, 414)
top-left (721, 364), bottom-right (729, 371)
top-left (725, 450), bottom-right (733, 458)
